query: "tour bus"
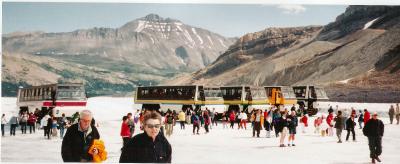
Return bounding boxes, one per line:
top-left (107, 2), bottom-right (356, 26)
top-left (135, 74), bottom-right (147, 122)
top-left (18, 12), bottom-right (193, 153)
top-left (134, 85), bottom-right (328, 116)
top-left (292, 85), bottom-right (329, 115)
top-left (16, 83), bottom-right (87, 117)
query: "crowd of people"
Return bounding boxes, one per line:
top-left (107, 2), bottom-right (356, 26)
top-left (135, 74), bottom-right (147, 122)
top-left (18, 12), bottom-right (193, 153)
top-left (2, 103), bottom-right (399, 163)
top-left (1, 108), bottom-right (79, 139)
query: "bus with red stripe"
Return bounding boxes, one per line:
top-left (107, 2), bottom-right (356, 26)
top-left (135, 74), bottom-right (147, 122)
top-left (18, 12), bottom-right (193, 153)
top-left (17, 83), bottom-right (87, 117)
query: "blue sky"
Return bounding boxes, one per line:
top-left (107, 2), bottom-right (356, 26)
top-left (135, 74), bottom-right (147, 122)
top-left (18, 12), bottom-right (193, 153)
top-left (3, 3), bottom-right (347, 37)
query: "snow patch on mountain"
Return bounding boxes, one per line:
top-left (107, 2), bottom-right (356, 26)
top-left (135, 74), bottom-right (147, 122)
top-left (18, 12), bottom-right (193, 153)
top-left (219, 39), bottom-right (227, 48)
top-left (135, 20), bottom-right (146, 32)
top-left (363, 17), bottom-right (380, 30)
top-left (207, 35), bottom-right (214, 46)
top-left (192, 28), bottom-right (203, 45)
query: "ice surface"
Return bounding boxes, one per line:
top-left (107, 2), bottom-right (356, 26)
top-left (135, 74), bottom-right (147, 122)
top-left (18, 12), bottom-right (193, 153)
top-left (1, 97), bottom-right (400, 163)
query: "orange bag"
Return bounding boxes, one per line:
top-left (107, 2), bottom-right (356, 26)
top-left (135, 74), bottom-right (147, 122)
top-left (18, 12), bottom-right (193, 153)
top-left (88, 139), bottom-right (107, 163)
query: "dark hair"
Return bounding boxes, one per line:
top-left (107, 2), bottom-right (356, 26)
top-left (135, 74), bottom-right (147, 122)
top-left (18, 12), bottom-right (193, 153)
top-left (338, 111), bottom-right (342, 115)
top-left (127, 113), bottom-right (132, 116)
top-left (143, 111), bottom-right (162, 124)
top-left (123, 116), bottom-right (128, 121)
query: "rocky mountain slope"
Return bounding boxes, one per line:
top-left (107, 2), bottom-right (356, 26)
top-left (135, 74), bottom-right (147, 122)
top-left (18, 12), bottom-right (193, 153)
top-left (169, 6), bottom-right (400, 102)
top-left (2, 14), bottom-right (236, 96)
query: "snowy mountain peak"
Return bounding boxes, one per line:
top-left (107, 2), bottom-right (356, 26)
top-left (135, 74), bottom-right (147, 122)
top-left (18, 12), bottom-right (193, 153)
top-left (143, 13), bottom-right (162, 21)
top-left (121, 14), bottom-right (184, 33)
top-left (140, 13), bottom-right (180, 23)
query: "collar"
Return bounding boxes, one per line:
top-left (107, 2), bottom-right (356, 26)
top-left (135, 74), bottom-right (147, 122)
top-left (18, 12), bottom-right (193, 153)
top-left (78, 124), bottom-right (92, 138)
top-left (144, 132), bottom-right (162, 143)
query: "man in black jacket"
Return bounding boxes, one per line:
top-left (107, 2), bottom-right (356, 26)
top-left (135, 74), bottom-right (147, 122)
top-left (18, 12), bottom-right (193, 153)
top-left (346, 114), bottom-right (357, 141)
top-left (363, 112), bottom-right (384, 163)
top-left (61, 110), bottom-right (100, 162)
top-left (120, 111), bottom-right (172, 163)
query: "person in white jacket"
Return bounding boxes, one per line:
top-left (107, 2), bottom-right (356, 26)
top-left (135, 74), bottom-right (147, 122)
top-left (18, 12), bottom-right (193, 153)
top-left (320, 115), bottom-right (329, 137)
top-left (239, 111), bottom-right (247, 130)
top-left (41, 114), bottom-right (50, 138)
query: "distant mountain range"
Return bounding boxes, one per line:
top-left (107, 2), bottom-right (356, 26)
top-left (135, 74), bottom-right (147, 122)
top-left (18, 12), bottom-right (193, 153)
top-left (2, 14), bottom-right (236, 96)
top-left (167, 6), bottom-right (400, 102)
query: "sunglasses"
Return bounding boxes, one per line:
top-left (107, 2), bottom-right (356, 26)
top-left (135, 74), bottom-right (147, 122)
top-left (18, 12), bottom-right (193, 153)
top-left (145, 124), bottom-right (161, 129)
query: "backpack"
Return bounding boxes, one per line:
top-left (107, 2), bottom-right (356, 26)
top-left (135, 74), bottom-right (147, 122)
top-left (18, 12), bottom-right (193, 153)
top-left (21, 115), bottom-right (28, 123)
top-left (192, 115), bottom-right (199, 125)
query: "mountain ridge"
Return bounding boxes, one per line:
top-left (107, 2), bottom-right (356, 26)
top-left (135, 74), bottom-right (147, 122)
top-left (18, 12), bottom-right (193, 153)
top-left (2, 14), bottom-right (236, 96)
top-left (167, 6), bottom-right (400, 102)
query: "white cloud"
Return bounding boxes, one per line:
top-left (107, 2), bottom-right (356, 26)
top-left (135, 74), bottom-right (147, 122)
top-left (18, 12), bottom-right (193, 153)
top-left (277, 4), bottom-right (307, 14)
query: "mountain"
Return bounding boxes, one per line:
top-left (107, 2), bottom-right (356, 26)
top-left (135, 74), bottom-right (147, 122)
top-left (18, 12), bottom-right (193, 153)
top-left (168, 6), bottom-right (400, 103)
top-left (2, 14), bottom-right (236, 96)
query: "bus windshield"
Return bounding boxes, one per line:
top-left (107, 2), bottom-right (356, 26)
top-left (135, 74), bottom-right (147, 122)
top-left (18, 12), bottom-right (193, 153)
top-left (57, 85), bottom-right (86, 100)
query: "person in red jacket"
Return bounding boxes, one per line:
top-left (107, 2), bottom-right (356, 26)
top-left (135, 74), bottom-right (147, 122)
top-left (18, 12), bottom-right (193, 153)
top-left (27, 112), bottom-right (37, 134)
top-left (327, 112), bottom-right (334, 136)
top-left (301, 114), bottom-right (308, 133)
top-left (229, 111), bottom-right (236, 129)
top-left (120, 116), bottom-right (131, 148)
top-left (264, 109), bottom-right (269, 120)
top-left (364, 109), bottom-right (371, 125)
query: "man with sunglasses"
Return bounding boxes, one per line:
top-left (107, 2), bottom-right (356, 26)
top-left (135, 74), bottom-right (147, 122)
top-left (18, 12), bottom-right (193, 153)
top-left (363, 112), bottom-right (384, 163)
top-left (120, 111), bottom-right (172, 163)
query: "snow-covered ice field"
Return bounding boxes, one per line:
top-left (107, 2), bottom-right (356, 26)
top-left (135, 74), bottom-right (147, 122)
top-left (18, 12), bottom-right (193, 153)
top-left (1, 97), bottom-right (400, 163)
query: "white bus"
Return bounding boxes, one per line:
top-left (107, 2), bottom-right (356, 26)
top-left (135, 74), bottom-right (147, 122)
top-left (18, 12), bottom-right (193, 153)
top-left (17, 83), bottom-right (87, 117)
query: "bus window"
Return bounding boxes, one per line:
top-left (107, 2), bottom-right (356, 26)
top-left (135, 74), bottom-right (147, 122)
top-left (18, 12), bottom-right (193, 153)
top-left (57, 85), bottom-right (85, 100)
top-left (282, 87), bottom-right (296, 99)
top-left (39, 88), bottom-right (42, 100)
top-left (27, 89), bottom-right (31, 101)
top-left (21, 90), bottom-right (25, 101)
top-left (309, 87), bottom-right (316, 99)
top-left (293, 87), bottom-right (306, 98)
top-left (267, 88), bottom-right (272, 97)
top-left (45, 87), bottom-right (51, 100)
